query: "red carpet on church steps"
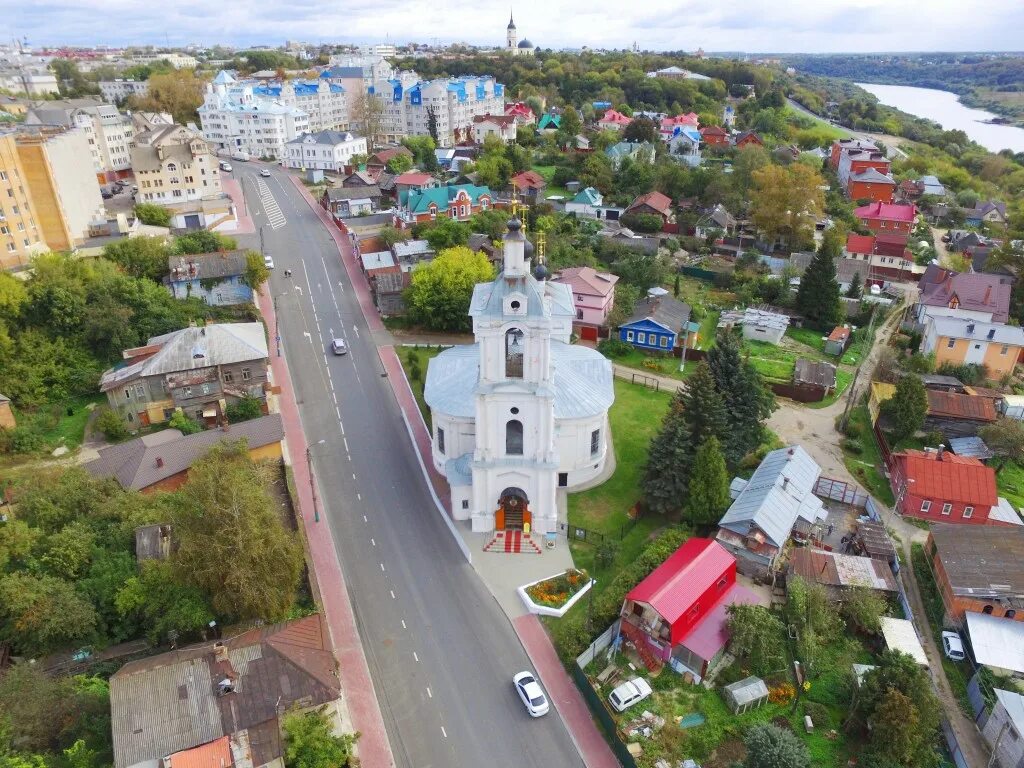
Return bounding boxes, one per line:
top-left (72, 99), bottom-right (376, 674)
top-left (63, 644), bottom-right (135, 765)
top-left (482, 530), bottom-right (543, 554)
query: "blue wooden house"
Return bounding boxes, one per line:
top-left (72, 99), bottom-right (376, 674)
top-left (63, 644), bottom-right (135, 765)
top-left (619, 290), bottom-right (697, 352)
top-left (166, 251), bottom-right (253, 306)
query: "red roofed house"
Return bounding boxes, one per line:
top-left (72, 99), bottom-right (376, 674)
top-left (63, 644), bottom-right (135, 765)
top-left (838, 149), bottom-right (892, 190)
top-left (367, 146), bottom-right (413, 173)
top-left (660, 113), bottom-right (699, 139)
top-left (700, 124), bottom-right (729, 147)
top-left (624, 191), bottom-right (674, 227)
top-left (847, 167), bottom-right (897, 203)
top-left (855, 201), bottom-right (917, 238)
top-left (551, 266), bottom-right (619, 339)
top-left (510, 170), bottom-right (547, 202)
top-left (619, 538), bottom-right (768, 679)
top-left (824, 325), bottom-right (851, 356)
top-left (842, 232), bottom-right (922, 284)
top-left (504, 101), bottom-right (536, 125)
top-left (829, 138), bottom-right (881, 170)
top-left (597, 109), bottom-right (633, 131)
top-left (473, 114), bottom-right (518, 144)
top-left (889, 447), bottom-right (1016, 526)
top-left (393, 171), bottom-right (439, 198)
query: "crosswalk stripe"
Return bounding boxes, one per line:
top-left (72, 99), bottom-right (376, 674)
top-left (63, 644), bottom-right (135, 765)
top-left (257, 179), bottom-right (286, 230)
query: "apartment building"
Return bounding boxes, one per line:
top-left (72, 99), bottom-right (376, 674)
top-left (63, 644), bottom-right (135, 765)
top-left (283, 130), bottom-right (368, 171)
top-left (373, 74), bottom-right (505, 147)
top-left (130, 52), bottom-right (197, 69)
top-left (14, 126), bottom-right (105, 252)
top-left (922, 315), bottom-right (1024, 378)
top-left (253, 79), bottom-right (349, 132)
top-left (131, 124), bottom-right (222, 204)
top-left (99, 79), bottom-right (149, 102)
top-left (198, 72), bottom-right (309, 160)
top-left (0, 132), bottom-right (48, 269)
top-left (0, 69), bottom-right (59, 96)
top-left (25, 99), bottom-right (135, 182)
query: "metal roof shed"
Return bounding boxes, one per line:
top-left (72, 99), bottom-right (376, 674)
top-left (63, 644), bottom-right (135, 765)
top-left (722, 676), bottom-right (769, 714)
top-left (880, 617), bottom-right (929, 667)
top-left (966, 611), bottom-right (1024, 676)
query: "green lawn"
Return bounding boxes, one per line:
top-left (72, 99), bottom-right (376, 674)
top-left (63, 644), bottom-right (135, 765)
top-left (785, 325), bottom-right (828, 353)
top-left (530, 164), bottom-right (571, 200)
top-left (841, 404), bottom-right (894, 504)
top-left (996, 461), bottom-right (1024, 515)
top-left (744, 339), bottom-right (798, 382)
top-left (785, 104), bottom-right (852, 139)
top-left (695, 310), bottom-right (720, 350)
top-left (606, 348), bottom-right (699, 383)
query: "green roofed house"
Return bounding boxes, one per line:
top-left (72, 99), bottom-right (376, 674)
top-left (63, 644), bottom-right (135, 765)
top-left (537, 113), bottom-right (561, 132)
top-left (397, 184), bottom-right (493, 225)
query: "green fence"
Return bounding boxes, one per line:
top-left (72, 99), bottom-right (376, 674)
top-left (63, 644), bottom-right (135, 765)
top-left (571, 663), bottom-right (638, 768)
top-left (679, 265), bottom-right (719, 283)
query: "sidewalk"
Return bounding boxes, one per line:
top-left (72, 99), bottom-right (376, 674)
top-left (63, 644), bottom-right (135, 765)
top-left (256, 286), bottom-right (395, 768)
top-left (612, 363), bottom-right (686, 393)
top-left (221, 176), bottom-right (254, 235)
top-left (287, 178), bottom-right (619, 768)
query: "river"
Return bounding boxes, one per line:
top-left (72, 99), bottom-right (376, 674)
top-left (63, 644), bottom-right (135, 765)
top-left (856, 82), bottom-right (1024, 154)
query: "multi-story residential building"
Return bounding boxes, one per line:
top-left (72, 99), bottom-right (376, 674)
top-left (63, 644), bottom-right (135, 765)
top-left (129, 52), bottom-right (197, 69)
top-left (99, 322), bottom-right (269, 427)
top-left (361, 43), bottom-right (396, 58)
top-left (372, 74), bottom-right (505, 147)
top-left (25, 99), bottom-right (135, 182)
top-left (0, 69), bottom-right (59, 96)
top-left (99, 78), bottom-right (149, 103)
top-left (198, 72), bottom-right (309, 160)
top-left (284, 130), bottom-right (368, 172)
top-left (253, 79), bottom-right (349, 132)
top-left (473, 114), bottom-right (517, 144)
top-left (916, 265), bottom-right (1012, 325)
top-left (131, 124), bottom-right (222, 204)
top-left (854, 201), bottom-right (916, 238)
top-left (326, 54), bottom-right (395, 91)
top-left (0, 131), bottom-right (48, 269)
top-left (921, 315), bottom-right (1024, 378)
top-left (14, 126), bottom-right (105, 252)
top-left (551, 266), bottom-right (618, 339)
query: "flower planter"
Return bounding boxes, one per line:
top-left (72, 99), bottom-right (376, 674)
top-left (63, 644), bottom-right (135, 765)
top-left (517, 569), bottom-right (595, 618)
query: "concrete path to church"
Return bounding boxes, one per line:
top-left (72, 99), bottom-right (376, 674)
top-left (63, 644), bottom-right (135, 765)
top-left (236, 163), bottom-right (586, 768)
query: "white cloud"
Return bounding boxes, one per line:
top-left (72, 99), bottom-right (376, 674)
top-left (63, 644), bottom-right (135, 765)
top-left (4, 0), bottom-right (1020, 51)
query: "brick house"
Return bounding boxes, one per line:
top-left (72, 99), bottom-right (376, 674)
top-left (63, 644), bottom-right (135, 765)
top-left (396, 184), bottom-right (493, 225)
top-left (732, 131), bottom-right (763, 148)
top-left (618, 538), bottom-right (767, 679)
top-left (99, 322), bottom-right (269, 428)
top-left (624, 190), bottom-right (674, 227)
top-left (854, 201), bottom-right (916, 238)
top-left (84, 414), bottom-right (283, 493)
top-left (829, 138), bottom-right (882, 170)
top-left (847, 167), bottom-right (896, 203)
top-left (925, 523), bottom-right (1024, 625)
top-left (838, 149), bottom-right (892, 192)
top-left (550, 266), bottom-right (618, 339)
top-left (700, 124), bottom-right (729, 146)
top-left (889, 447), bottom-right (1022, 526)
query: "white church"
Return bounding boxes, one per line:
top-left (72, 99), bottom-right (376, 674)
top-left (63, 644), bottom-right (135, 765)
top-left (424, 219), bottom-right (614, 536)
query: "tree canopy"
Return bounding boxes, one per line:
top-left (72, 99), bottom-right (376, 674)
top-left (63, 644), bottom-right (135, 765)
top-left (880, 375), bottom-right (928, 442)
top-left (795, 226), bottom-right (844, 329)
top-left (405, 246), bottom-right (495, 332)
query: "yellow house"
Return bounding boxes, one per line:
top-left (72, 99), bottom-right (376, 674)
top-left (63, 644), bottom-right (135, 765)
top-left (869, 382), bottom-right (896, 424)
top-left (923, 315), bottom-right (1024, 379)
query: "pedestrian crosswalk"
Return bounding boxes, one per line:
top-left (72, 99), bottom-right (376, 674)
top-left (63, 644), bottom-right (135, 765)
top-left (257, 179), bottom-right (286, 229)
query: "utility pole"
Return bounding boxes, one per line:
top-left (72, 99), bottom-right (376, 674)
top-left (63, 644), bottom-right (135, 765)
top-left (307, 446), bottom-right (319, 523)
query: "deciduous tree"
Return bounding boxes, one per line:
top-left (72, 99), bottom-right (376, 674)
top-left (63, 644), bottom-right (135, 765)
top-left (750, 163), bottom-right (825, 250)
top-left (726, 603), bottom-right (786, 676)
top-left (243, 250), bottom-right (270, 292)
top-left (132, 69), bottom-right (207, 124)
top-left (0, 572), bottom-right (98, 655)
top-left (101, 236), bottom-right (171, 282)
top-left (979, 418), bottom-right (1024, 473)
top-left (282, 706), bottom-right (359, 768)
top-left (842, 586), bottom-right (889, 634)
top-left (405, 246), bottom-right (494, 332)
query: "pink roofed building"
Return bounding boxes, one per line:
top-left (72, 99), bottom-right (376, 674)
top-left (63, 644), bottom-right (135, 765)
top-left (660, 113), bottom-right (699, 138)
top-left (503, 101), bottom-right (536, 125)
top-left (618, 538), bottom-right (768, 679)
top-left (597, 109), bottom-right (633, 131)
top-left (551, 266), bottom-right (619, 338)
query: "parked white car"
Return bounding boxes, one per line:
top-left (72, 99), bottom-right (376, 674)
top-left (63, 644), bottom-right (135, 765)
top-left (219, 161), bottom-right (232, 172)
top-left (941, 631), bottom-right (965, 661)
top-left (608, 677), bottom-right (653, 712)
top-left (263, 255), bottom-right (274, 270)
top-left (513, 671), bottom-right (549, 717)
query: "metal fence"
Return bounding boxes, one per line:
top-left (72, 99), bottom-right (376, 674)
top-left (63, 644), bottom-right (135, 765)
top-left (940, 719), bottom-right (970, 768)
top-left (559, 515), bottom-right (640, 546)
top-left (572, 624), bottom-right (638, 768)
top-left (814, 476), bottom-right (869, 508)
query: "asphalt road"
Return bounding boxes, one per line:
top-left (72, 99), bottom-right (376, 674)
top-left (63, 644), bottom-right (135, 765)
top-left (229, 163), bottom-right (584, 768)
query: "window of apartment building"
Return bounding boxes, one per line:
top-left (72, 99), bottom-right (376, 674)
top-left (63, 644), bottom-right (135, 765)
top-left (941, 503), bottom-right (952, 515)
top-left (22, 239), bottom-right (29, 248)
top-left (920, 500), bottom-right (931, 513)
top-left (0, 172), bottom-right (5, 181)
top-left (0, 226), bottom-right (8, 236)
top-left (172, 190), bottom-right (182, 198)
top-left (947, 338), bottom-right (956, 349)
top-left (16, 222), bottom-right (23, 232)
top-left (1001, 345), bottom-right (1010, 355)
top-left (5, 243), bottom-right (13, 253)
top-left (241, 368), bottom-right (251, 381)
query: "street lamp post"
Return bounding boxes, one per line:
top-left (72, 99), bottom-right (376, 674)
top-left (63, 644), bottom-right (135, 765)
top-left (307, 439), bottom-right (326, 523)
top-left (273, 291), bottom-right (287, 358)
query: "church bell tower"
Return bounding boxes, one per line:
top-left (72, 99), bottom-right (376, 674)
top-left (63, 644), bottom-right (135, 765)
top-left (507, 11), bottom-right (517, 52)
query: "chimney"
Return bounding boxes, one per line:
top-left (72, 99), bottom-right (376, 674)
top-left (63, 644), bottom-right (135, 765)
top-left (937, 445), bottom-right (945, 461)
top-left (782, 477), bottom-right (790, 491)
top-left (966, 323), bottom-right (975, 335)
top-left (155, 456), bottom-right (164, 468)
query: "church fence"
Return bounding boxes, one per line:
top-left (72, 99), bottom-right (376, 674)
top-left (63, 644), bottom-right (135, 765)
top-left (558, 516), bottom-right (640, 546)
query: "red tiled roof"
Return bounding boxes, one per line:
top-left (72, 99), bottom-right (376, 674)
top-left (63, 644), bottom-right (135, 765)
top-left (896, 450), bottom-right (998, 507)
top-left (394, 172), bottom-right (434, 186)
top-left (599, 109), bottom-right (633, 125)
top-left (511, 170), bottom-right (546, 190)
top-left (700, 125), bottom-right (728, 136)
top-left (854, 201), bottom-right (917, 222)
top-left (874, 234), bottom-right (910, 256)
top-left (627, 190), bottom-right (673, 216)
top-left (926, 390), bottom-right (998, 423)
top-left (473, 113), bottom-right (516, 127)
top-left (166, 737), bottom-right (232, 768)
top-left (626, 538), bottom-right (734, 645)
top-left (845, 233), bottom-right (875, 254)
top-left (828, 326), bottom-right (851, 342)
top-left (369, 147), bottom-right (411, 164)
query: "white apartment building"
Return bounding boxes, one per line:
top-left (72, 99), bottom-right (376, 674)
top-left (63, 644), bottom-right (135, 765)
top-left (198, 72), bottom-right (309, 160)
top-left (25, 99), bottom-right (134, 182)
top-left (373, 74), bottom-right (505, 147)
top-left (132, 124), bottom-right (222, 204)
top-left (283, 131), bottom-right (368, 172)
top-left (253, 79), bottom-right (349, 132)
top-left (130, 52), bottom-right (197, 69)
top-left (0, 69), bottom-right (60, 96)
top-left (360, 44), bottom-right (396, 58)
top-left (326, 54), bottom-right (395, 91)
top-left (100, 79), bottom-right (149, 102)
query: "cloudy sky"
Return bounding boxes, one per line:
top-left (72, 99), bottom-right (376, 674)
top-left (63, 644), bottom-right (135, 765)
top-left (6, 0), bottom-right (1023, 52)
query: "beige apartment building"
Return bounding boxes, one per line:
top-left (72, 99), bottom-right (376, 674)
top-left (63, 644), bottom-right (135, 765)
top-left (0, 131), bottom-right (48, 270)
top-left (25, 99), bottom-right (135, 183)
top-left (15, 127), bottom-right (106, 252)
top-left (132, 124), bottom-right (222, 205)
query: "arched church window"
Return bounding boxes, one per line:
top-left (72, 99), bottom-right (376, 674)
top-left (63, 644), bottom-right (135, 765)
top-left (506, 419), bottom-right (523, 455)
top-left (505, 328), bottom-right (524, 378)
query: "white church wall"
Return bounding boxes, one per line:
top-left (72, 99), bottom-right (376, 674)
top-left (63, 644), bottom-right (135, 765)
top-left (556, 412), bottom-right (610, 487)
top-left (429, 413), bottom-right (475, 474)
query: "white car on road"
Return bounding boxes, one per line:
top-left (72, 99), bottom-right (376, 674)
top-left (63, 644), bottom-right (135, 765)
top-left (609, 677), bottom-right (653, 712)
top-left (260, 168), bottom-right (271, 177)
top-left (513, 671), bottom-right (549, 717)
top-left (264, 255), bottom-right (274, 270)
top-left (219, 161), bottom-right (232, 172)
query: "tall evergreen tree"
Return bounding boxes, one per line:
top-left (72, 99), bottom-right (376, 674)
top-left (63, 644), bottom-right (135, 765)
top-left (686, 436), bottom-right (731, 527)
top-left (846, 270), bottom-right (863, 299)
top-left (796, 227), bottom-right (844, 329)
top-left (707, 329), bottom-right (776, 466)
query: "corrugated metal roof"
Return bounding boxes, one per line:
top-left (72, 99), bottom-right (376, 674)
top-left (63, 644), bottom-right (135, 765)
top-left (947, 436), bottom-right (994, 460)
top-left (897, 450), bottom-right (998, 506)
top-left (966, 612), bottom-right (1024, 674)
top-left (880, 617), bottom-right (928, 666)
top-left (929, 523), bottom-right (1024, 597)
top-left (424, 341), bottom-right (614, 420)
top-left (626, 539), bottom-right (733, 644)
top-left (926, 390), bottom-right (998, 422)
top-left (789, 548), bottom-right (897, 592)
top-left (718, 445), bottom-right (824, 548)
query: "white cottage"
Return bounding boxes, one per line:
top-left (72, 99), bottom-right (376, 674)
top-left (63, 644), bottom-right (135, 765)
top-left (424, 219), bottom-right (615, 535)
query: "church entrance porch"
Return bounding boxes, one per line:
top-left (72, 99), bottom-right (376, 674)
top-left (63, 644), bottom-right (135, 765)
top-left (496, 487), bottom-right (531, 532)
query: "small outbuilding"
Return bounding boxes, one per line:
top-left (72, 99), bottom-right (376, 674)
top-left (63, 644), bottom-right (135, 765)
top-left (880, 616), bottom-right (929, 667)
top-left (722, 676), bottom-right (769, 715)
top-left (0, 393), bottom-right (14, 430)
top-left (824, 326), bottom-right (851, 356)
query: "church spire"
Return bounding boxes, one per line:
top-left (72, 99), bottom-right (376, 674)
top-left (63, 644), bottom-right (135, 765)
top-left (508, 8), bottom-right (516, 29)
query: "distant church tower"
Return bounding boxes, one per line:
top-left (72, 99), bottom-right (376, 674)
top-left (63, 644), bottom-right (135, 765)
top-left (507, 11), bottom-right (517, 52)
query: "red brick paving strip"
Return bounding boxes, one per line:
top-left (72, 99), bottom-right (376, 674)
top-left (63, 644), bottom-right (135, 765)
top-left (256, 286), bottom-right (395, 768)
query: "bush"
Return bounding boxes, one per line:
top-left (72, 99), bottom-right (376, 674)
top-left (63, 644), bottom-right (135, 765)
top-left (936, 361), bottom-right (987, 385)
top-left (842, 420), bottom-right (863, 439)
top-left (905, 352), bottom-right (935, 374)
top-left (168, 410), bottom-right (203, 435)
top-left (595, 540), bottom-right (618, 570)
top-left (134, 203), bottom-right (171, 227)
top-left (803, 700), bottom-right (829, 726)
top-left (94, 406), bottom-right (129, 441)
top-left (842, 439), bottom-right (863, 455)
top-left (619, 213), bottom-right (664, 234)
top-left (225, 396), bottom-right (265, 424)
top-left (0, 426), bottom-right (44, 455)
top-left (597, 338), bottom-right (634, 358)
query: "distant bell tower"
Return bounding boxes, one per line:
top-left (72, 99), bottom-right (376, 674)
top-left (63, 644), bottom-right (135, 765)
top-left (507, 10), bottom-right (517, 52)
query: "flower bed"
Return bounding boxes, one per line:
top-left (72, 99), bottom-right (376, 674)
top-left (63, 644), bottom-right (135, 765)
top-left (518, 569), bottom-right (594, 617)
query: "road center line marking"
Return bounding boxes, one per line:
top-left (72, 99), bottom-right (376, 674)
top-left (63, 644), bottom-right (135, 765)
top-left (413, 652), bottom-right (419, 662)
top-left (380, 562), bottom-right (385, 572)
top-left (352, 473), bottom-right (356, 480)
top-left (426, 687), bottom-right (432, 698)
top-left (390, 590), bottom-right (395, 599)
top-left (371, 538), bottom-right (376, 546)
top-left (343, 437), bottom-right (349, 452)
top-left (401, 619), bottom-right (406, 629)
top-left (363, 515), bottom-right (367, 522)
top-left (441, 726), bottom-right (447, 739)
top-left (335, 406), bottom-right (341, 419)
top-left (357, 492), bottom-right (361, 500)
